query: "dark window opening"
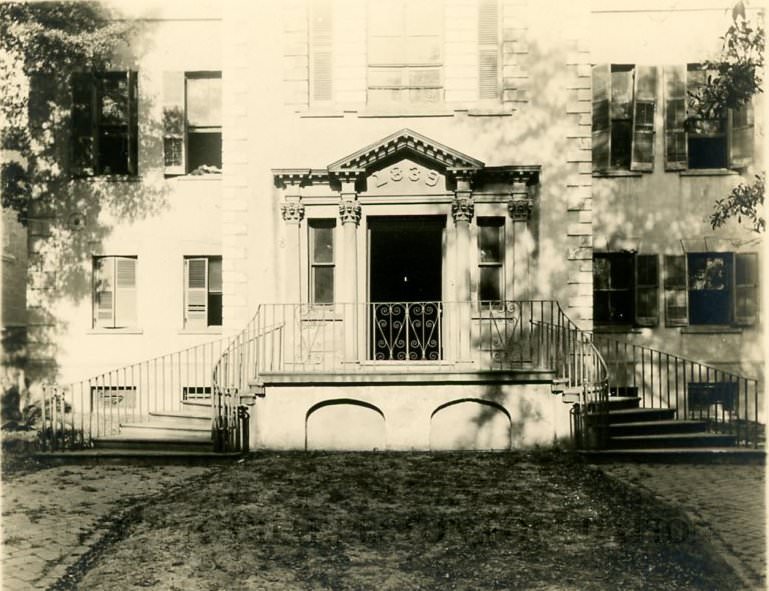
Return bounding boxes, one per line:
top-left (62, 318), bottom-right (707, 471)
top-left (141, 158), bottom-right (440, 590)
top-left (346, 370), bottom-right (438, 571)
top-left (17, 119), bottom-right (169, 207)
top-left (593, 253), bottom-right (634, 324)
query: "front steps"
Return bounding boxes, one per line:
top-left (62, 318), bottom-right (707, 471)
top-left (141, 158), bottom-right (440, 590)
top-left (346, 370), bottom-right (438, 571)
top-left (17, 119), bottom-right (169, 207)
top-left (581, 394), bottom-right (761, 463)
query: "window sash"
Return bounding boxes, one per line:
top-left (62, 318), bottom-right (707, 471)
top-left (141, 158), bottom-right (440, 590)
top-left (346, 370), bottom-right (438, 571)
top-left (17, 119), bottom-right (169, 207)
top-left (477, 218), bottom-right (504, 302)
top-left (309, 221), bottom-right (335, 305)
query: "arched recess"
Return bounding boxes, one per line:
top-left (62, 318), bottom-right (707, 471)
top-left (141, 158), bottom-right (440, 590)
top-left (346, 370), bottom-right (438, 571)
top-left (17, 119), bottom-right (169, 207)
top-left (305, 399), bottom-right (386, 451)
top-left (429, 399), bottom-right (512, 450)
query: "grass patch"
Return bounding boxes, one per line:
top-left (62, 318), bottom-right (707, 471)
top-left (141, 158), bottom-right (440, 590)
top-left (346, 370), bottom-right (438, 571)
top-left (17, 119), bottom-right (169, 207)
top-left (67, 451), bottom-right (739, 591)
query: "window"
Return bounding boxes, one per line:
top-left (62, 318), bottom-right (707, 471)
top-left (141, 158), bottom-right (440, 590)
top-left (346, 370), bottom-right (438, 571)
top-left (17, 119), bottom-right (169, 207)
top-left (163, 72), bottom-right (222, 175)
top-left (592, 65), bottom-right (656, 172)
top-left (93, 256), bottom-right (137, 329)
top-left (309, 221), bottom-right (335, 304)
top-left (367, 0), bottom-right (443, 106)
top-left (478, 218), bottom-right (504, 302)
top-left (664, 64), bottom-right (754, 170)
top-left (72, 72), bottom-right (138, 176)
top-left (184, 256), bottom-right (222, 328)
top-left (664, 253), bottom-right (758, 326)
top-left (593, 253), bottom-right (659, 326)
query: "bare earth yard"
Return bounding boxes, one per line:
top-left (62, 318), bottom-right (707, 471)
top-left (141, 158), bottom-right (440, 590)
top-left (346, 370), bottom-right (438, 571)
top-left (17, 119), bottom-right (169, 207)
top-left (45, 452), bottom-right (740, 591)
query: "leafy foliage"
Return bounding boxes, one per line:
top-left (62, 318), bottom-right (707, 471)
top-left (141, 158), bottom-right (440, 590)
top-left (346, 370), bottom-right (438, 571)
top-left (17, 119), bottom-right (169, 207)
top-left (710, 173), bottom-right (765, 233)
top-left (687, 1), bottom-right (764, 119)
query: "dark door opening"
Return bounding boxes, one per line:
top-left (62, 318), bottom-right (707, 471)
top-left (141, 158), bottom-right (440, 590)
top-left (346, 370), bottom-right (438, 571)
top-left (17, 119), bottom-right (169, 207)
top-left (368, 217), bottom-right (444, 360)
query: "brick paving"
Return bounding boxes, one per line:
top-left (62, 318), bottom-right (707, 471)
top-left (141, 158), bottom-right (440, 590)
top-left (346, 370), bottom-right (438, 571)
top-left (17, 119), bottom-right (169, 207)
top-left (1, 465), bottom-right (214, 591)
top-left (599, 463), bottom-right (766, 591)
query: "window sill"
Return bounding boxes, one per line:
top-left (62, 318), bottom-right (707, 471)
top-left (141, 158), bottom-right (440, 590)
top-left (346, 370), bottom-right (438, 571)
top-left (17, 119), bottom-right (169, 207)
top-left (679, 169), bottom-right (739, 177)
top-left (680, 326), bottom-right (744, 334)
top-left (165, 173), bottom-right (223, 182)
top-left (87, 328), bottom-right (144, 335)
top-left (296, 106), bottom-right (513, 119)
top-left (593, 326), bottom-right (644, 334)
top-left (73, 175), bottom-right (141, 183)
top-left (593, 170), bottom-right (643, 178)
top-left (178, 328), bottom-right (223, 335)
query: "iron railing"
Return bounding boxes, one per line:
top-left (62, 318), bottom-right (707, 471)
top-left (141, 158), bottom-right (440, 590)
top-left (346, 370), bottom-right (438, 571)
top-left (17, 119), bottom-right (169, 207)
top-left (593, 334), bottom-right (762, 448)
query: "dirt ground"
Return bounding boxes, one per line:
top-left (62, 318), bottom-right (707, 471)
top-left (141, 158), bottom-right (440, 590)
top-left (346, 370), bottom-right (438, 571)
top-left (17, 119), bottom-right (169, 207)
top-left (46, 451), bottom-right (740, 591)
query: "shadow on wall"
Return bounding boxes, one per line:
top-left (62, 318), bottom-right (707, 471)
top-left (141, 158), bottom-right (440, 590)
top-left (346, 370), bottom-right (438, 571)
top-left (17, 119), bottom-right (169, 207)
top-left (18, 18), bottom-right (171, 388)
top-left (429, 397), bottom-right (513, 450)
top-left (305, 399), bottom-right (386, 451)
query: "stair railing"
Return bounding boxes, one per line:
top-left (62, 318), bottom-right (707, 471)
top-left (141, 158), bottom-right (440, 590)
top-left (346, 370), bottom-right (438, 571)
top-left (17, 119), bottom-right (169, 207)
top-left (38, 336), bottom-right (233, 451)
top-left (593, 334), bottom-right (762, 448)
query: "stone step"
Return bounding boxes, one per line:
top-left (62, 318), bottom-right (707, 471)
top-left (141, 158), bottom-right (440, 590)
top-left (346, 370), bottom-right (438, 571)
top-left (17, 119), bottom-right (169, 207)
top-left (93, 435), bottom-right (212, 453)
top-left (148, 410), bottom-right (212, 423)
top-left (608, 419), bottom-right (709, 436)
top-left (609, 432), bottom-right (738, 449)
top-left (590, 396), bottom-right (640, 411)
top-left (118, 422), bottom-right (210, 439)
top-left (35, 449), bottom-right (243, 466)
top-left (603, 407), bottom-right (677, 424)
top-left (580, 447), bottom-right (765, 464)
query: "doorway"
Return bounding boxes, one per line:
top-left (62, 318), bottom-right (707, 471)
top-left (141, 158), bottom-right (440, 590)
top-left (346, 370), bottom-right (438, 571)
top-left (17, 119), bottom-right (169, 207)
top-left (368, 217), bottom-right (444, 360)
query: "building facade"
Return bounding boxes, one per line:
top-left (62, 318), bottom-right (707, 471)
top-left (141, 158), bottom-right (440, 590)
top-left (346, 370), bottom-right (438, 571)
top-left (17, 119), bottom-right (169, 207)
top-left (20, 0), bottom-right (764, 450)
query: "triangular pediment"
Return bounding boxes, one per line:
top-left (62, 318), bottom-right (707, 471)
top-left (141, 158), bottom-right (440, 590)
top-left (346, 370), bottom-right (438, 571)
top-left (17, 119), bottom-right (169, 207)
top-left (327, 129), bottom-right (484, 174)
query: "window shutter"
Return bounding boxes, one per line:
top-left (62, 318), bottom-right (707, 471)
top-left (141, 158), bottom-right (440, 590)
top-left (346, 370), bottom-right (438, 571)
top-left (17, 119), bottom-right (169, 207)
top-left (729, 102), bottom-right (754, 169)
top-left (93, 257), bottom-right (114, 328)
top-left (72, 73), bottom-right (95, 176)
top-left (592, 65), bottom-right (610, 172)
top-left (635, 254), bottom-right (659, 326)
top-left (114, 257), bottom-right (137, 328)
top-left (478, 0), bottom-right (499, 100)
top-left (664, 65), bottom-right (687, 170)
top-left (310, 0), bottom-right (333, 103)
top-left (664, 255), bottom-right (688, 326)
top-left (630, 66), bottom-right (656, 172)
top-left (185, 258), bottom-right (208, 328)
top-left (162, 71), bottom-right (185, 175)
top-left (735, 253), bottom-right (758, 325)
top-left (127, 71), bottom-right (138, 175)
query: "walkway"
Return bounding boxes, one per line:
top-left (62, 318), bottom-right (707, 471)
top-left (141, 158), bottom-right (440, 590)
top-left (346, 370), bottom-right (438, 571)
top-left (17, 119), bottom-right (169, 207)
top-left (1, 464), bottom-right (214, 590)
top-left (599, 462), bottom-right (765, 590)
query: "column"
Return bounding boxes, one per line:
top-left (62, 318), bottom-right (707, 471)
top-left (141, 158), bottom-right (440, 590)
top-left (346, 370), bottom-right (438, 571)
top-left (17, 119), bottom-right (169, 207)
top-left (508, 179), bottom-right (534, 301)
top-left (280, 186), bottom-right (304, 305)
top-left (451, 175), bottom-right (474, 362)
top-left (338, 178), bottom-right (361, 363)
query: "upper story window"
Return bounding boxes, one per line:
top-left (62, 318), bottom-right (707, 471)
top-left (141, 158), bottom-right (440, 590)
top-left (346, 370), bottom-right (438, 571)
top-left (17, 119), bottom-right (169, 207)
top-left (664, 64), bottom-right (754, 171)
top-left (367, 0), bottom-right (444, 106)
top-left (93, 256), bottom-right (137, 329)
top-left (592, 65), bottom-right (656, 173)
top-left (163, 71), bottom-right (222, 176)
top-left (72, 72), bottom-right (138, 176)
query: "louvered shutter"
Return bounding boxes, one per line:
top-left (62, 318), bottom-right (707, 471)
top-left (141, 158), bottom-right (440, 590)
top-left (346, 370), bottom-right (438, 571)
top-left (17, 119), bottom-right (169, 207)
top-left (185, 258), bottom-right (208, 328)
top-left (735, 253), bottom-right (758, 325)
top-left (478, 0), bottom-right (499, 100)
top-left (664, 255), bottom-right (688, 326)
top-left (114, 257), bottom-right (137, 328)
top-left (310, 0), bottom-right (333, 103)
top-left (664, 65), bottom-right (687, 170)
top-left (72, 73), bottom-right (95, 176)
top-left (93, 257), bottom-right (114, 328)
top-left (630, 66), bottom-right (657, 171)
top-left (592, 65), bottom-right (610, 172)
top-left (729, 102), bottom-right (754, 169)
top-left (162, 71), bottom-right (185, 175)
top-left (127, 71), bottom-right (138, 175)
top-left (635, 254), bottom-right (659, 326)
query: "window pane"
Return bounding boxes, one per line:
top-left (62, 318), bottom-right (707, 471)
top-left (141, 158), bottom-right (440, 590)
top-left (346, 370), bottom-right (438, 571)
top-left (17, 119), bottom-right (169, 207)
top-left (479, 266), bottom-right (501, 301)
top-left (313, 266), bottom-right (334, 304)
top-left (311, 223), bottom-right (334, 263)
top-left (207, 293), bottom-right (222, 326)
top-left (479, 222), bottom-right (502, 263)
top-left (610, 67), bottom-right (633, 119)
top-left (593, 257), bottom-right (610, 290)
top-left (188, 132), bottom-right (222, 171)
top-left (100, 75), bottom-right (128, 125)
top-left (164, 137), bottom-right (183, 167)
top-left (688, 254), bottom-right (729, 290)
top-left (208, 257), bottom-right (222, 292)
top-left (609, 255), bottom-right (633, 289)
top-left (688, 137), bottom-right (727, 169)
top-left (97, 130), bottom-right (129, 175)
top-left (187, 76), bottom-right (222, 127)
top-left (610, 120), bottom-right (632, 169)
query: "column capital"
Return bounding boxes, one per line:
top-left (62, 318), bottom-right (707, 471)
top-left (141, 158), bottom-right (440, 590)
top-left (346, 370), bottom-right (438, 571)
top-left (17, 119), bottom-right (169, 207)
top-left (452, 194), bottom-right (474, 224)
top-left (281, 200), bottom-right (305, 224)
top-left (339, 198), bottom-right (362, 226)
top-left (508, 197), bottom-right (533, 222)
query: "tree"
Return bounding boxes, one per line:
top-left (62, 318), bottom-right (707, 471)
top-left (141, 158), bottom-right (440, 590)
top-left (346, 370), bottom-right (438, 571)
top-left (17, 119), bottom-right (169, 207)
top-left (0, 1), bottom-right (133, 223)
top-left (686, 1), bottom-right (764, 233)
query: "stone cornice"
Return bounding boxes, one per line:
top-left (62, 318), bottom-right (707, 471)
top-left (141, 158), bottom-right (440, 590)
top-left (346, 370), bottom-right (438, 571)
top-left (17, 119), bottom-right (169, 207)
top-left (272, 168), bottom-right (312, 188)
